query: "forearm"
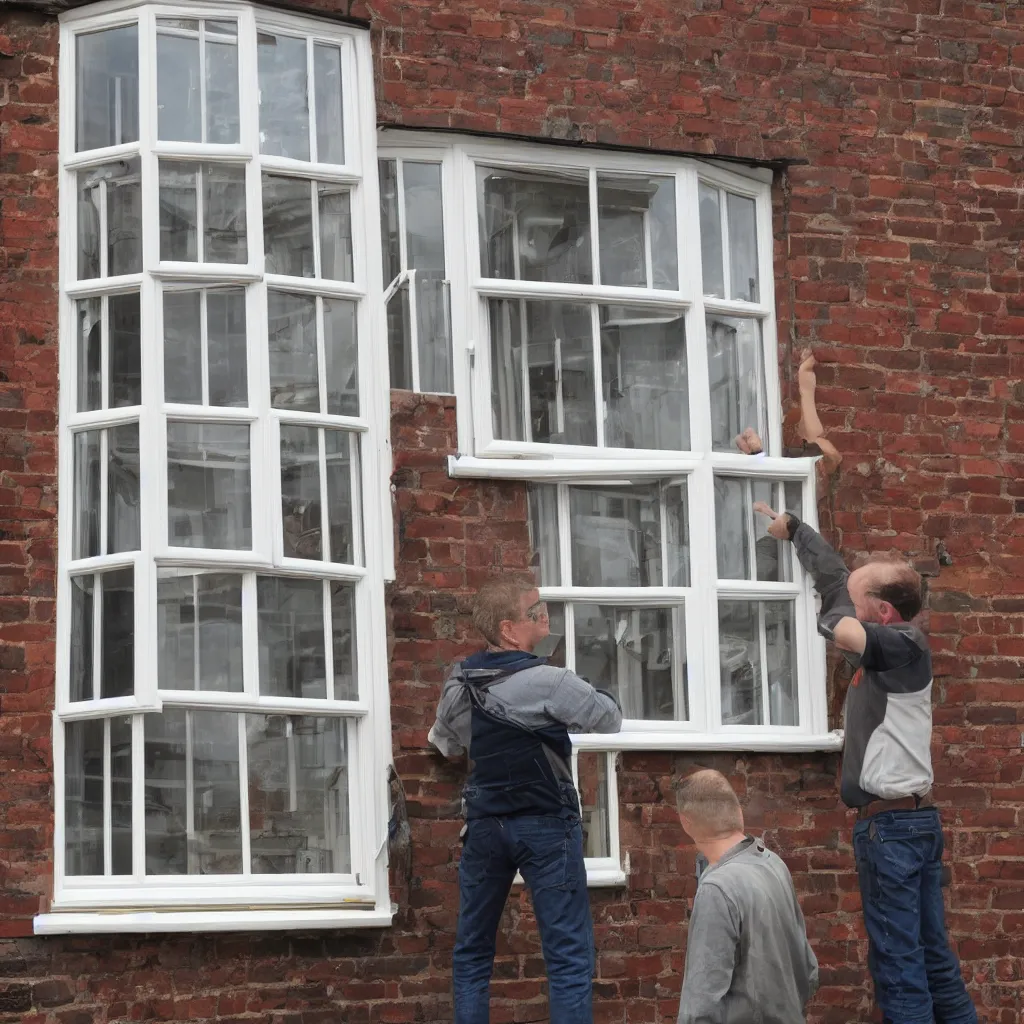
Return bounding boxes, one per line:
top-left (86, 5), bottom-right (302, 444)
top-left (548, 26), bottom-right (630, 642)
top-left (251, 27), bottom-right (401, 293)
top-left (788, 520), bottom-right (856, 632)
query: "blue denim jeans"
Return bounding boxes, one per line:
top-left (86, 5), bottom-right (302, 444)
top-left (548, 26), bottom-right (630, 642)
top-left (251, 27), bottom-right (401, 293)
top-left (853, 808), bottom-right (977, 1024)
top-left (453, 811), bottom-right (594, 1024)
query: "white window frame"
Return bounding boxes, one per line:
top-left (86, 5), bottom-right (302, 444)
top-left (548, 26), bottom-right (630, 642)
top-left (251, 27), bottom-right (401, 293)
top-left (41, 0), bottom-right (394, 935)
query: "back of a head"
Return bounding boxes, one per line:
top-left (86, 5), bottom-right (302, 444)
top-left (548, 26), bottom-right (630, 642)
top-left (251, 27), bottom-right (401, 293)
top-left (676, 769), bottom-right (744, 838)
top-left (472, 575), bottom-right (535, 646)
top-left (875, 560), bottom-right (923, 622)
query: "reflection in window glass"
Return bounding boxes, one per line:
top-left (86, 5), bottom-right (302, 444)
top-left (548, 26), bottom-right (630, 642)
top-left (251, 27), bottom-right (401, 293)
top-left (159, 163), bottom-right (247, 264)
top-left (69, 569), bottom-right (135, 702)
top-left (325, 431), bottom-right (357, 565)
top-left (378, 159), bottom-right (401, 286)
top-left (72, 430), bottom-right (101, 560)
top-left (527, 484), bottom-right (560, 588)
top-left (314, 42), bottom-right (345, 164)
top-left (109, 292), bottom-right (142, 407)
top-left (257, 577), bottom-right (326, 699)
top-left (76, 298), bottom-right (102, 412)
top-left (76, 25), bottom-right (139, 152)
top-left (263, 175), bottom-right (313, 277)
top-left (577, 753), bottom-right (611, 859)
top-left (319, 185), bottom-right (353, 281)
top-left (597, 174), bottom-right (677, 289)
top-left (601, 306), bottom-right (688, 451)
top-left (478, 165), bottom-right (592, 284)
top-left (324, 298), bottom-right (359, 416)
top-left (65, 719), bottom-right (104, 874)
top-left (489, 298), bottom-right (596, 446)
top-left (715, 478), bottom-right (800, 582)
top-left (728, 192), bottom-right (759, 303)
top-left (699, 182), bottom-right (724, 298)
top-left (268, 291), bottom-right (318, 411)
top-left (330, 583), bottom-right (357, 700)
top-left (111, 716), bottom-right (133, 875)
top-left (281, 425), bottom-right (322, 560)
top-left (78, 161), bottom-right (142, 280)
top-left (258, 32), bottom-right (309, 160)
top-left (708, 315), bottom-right (767, 453)
top-left (108, 423), bottom-right (141, 554)
top-left (719, 601), bottom-right (796, 726)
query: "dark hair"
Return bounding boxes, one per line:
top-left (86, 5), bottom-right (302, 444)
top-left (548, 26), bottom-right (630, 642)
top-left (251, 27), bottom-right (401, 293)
top-left (877, 571), bottom-right (922, 622)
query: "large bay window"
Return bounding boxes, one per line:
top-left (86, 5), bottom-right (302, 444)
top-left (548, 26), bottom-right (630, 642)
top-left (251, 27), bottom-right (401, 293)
top-left (45, 1), bottom-right (391, 934)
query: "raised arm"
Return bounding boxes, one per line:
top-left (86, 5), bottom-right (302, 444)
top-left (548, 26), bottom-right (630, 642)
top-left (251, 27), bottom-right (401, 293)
top-left (546, 669), bottom-right (623, 734)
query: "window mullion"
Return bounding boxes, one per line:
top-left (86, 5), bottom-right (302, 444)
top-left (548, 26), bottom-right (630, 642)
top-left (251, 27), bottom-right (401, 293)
top-left (587, 166), bottom-right (599, 286)
top-left (195, 166), bottom-right (206, 263)
top-left (200, 290), bottom-right (210, 405)
top-left (589, 302), bottom-right (604, 449)
top-left (757, 601), bottom-right (770, 727)
top-left (102, 717), bottom-right (112, 875)
top-left (184, 709), bottom-right (195, 874)
top-left (317, 427), bottom-right (330, 562)
top-left (719, 186), bottom-right (731, 299)
top-left (131, 713), bottom-right (145, 879)
top-left (322, 577), bottom-right (335, 701)
top-left (236, 712), bottom-right (252, 876)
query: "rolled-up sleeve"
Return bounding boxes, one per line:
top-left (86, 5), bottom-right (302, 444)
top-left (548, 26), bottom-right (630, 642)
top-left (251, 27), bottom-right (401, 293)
top-left (428, 673), bottom-right (470, 758)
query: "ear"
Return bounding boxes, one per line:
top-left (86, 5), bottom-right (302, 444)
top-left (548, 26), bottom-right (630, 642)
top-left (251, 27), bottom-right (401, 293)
top-left (878, 601), bottom-right (898, 625)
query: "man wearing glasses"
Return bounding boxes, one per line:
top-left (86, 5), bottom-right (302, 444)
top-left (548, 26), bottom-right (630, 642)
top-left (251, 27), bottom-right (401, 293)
top-left (430, 575), bottom-right (623, 1024)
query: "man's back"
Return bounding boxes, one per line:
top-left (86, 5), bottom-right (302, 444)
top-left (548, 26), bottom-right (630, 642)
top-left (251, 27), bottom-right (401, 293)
top-left (679, 837), bottom-right (818, 1024)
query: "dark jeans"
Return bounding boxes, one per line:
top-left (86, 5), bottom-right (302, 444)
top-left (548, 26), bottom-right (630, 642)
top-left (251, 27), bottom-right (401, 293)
top-left (453, 811), bottom-right (594, 1024)
top-left (853, 808), bottom-right (977, 1024)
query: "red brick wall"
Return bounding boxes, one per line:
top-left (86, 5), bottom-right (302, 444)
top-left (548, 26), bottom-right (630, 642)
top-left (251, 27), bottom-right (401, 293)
top-left (2, 1), bottom-right (1023, 1022)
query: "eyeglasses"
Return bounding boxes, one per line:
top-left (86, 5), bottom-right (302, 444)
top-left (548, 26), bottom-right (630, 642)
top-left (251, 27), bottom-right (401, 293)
top-left (525, 603), bottom-right (549, 623)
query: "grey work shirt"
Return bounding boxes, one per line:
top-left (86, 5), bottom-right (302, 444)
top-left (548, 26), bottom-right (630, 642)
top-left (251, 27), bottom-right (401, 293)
top-left (678, 837), bottom-right (819, 1024)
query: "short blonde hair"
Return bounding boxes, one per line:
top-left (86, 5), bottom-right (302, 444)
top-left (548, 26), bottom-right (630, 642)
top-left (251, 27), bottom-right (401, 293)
top-left (472, 575), bottom-right (536, 646)
top-left (676, 769), bottom-right (744, 837)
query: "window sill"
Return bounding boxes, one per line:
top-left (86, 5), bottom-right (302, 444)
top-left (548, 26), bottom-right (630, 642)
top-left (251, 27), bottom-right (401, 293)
top-left (34, 904), bottom-right (397, 935)
top-left (571, 730), bottom-right (844, 753)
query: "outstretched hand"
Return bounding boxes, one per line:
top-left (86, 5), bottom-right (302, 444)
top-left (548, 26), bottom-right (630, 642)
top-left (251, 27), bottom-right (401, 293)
top-left (735, 428), bottom-right (764, 455)
top-left (754, 501), bottom-right (793, 540)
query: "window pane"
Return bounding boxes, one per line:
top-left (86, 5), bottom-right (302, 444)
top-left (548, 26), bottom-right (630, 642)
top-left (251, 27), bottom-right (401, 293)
top-left (69, 575), bottom-right (94, 702)
top-left (108, 423), bottom-right (140, 554)
top-left (325, 430), bottom-right (357, 564)
top-left (577, 753), bottom-right (610, 859)
top-left (76, 25), bottom-right (139, 152)
top-left (109, 292), bottom-right (141, 407)
top-left (727, 192), bottom-right (759, 303)
top-left (263, 175), bottom-right (314, 277)
top-left (72, 430), bottom-right (101, 560)
top-left (404, 162), bottom-right (445, 272)
top-left (76, 298), bottom-right (101, 412)
top-left (257, 577), bottom-right (326, 699)
top-left (539, 601), bottom-right (566, 664)
top-left (204, 164), bottom-right (247, 264)
top-left (65, 719), bottom-right (104, 875)
top-left (600, 306), bottom-right (688, 451)
top-left (708, 315), bottom-right (767, 453)
top-left (313, 42), bottom-right (344, 164)
top-left (489, 298), bottom-right (596, 446)
top-left (205, 22), bottom-right (240, 144)
top-left (111, 715), bottom-right (133, 875)
top-left (248, 715), bottom-right (350, 874)
top-left (101, 567), bottom-right (134, 699)
top-left (157, 28), bottom-right (201, 142)
top-left (145, 709), bottom-right (243, 874)
top-left (699, 183), bottom-right (724, 298)
top-left (159, 163), bottom-right (198, 262)
top-left (267, 291), bottom-right (318, 411)
top-left (324, 298), bottom-right (358, 416)
top-left (597, 174), bottom-right (677, 289)
top-left (331, 583), bottom-right (357, 700)
top-left (78, 161), bottom-right (142, 280)
top-left (378, 159), bottom-right (401, 286)
top-left (719, 600), bottom-right (796, 726)
top-left (108, 165), bottom-right (143, 277)
top-left (158, 570), bottom-right (244, 691)
top-left (387, 282), bottom-right (412, 391)
top-left (751, 479), bottom-right (788, 583)
top-left (573, 605), bottom-right (684, 721)
top-left (167, 422), bottom-right (252, 549)
top-left (716, 478), bottom-right (795, 583)
top-left (527, 484), bottom-right (560, 587)
top-left (319, 185), bottom-right (353, 281)
top-left (416, 274), bottom-right (454, 394)
top-left (163, 290), bottom-right (203, 404)
top-left (207, 289), bottom-right (248, 406)
top-left (478, 165), bottom-right (592, 283)
top-left (258, 32), bottom-right (310, 160)
top-left (281, 425), bottom-right (322, 560)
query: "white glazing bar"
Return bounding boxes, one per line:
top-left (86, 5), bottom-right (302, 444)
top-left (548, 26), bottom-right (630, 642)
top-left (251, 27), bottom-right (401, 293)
top-left (317, 427), bottom-right (330, 562)
top-left (240, 572), bottom-right (259, 699)
top-left (349, 432), bottom-right (364, 567)
top-left (184, 709), bottom-right (195, 874)
top-left (306, 36), bottom-right (317, 163)
top-left (198, 21), bottom-right (209, 144)
top-left (103, 717), bottom-right (112, 875)
top-left (200, 290), bottom-right (211, 405)
top-left (757, 601), bottom-right (771, 727)
top-left (590, 302), bottom-right (604, 448)
top-left (659, 484), bottom-right (670, 587)
top-left (67, 407), bottom-right (144, 432)
top-left (99, 179), bottom-right (109, 279)
top-left (315, 295), bottom-right (328, 414)
top-left (131, 714), bottom-right (145, 879)
top-left (100, 295), bottom-right (110, 410)
top-left (191, 573), bottom-right (201, 690)
top-left (310, 179), bottom-right (323, 279)
top-left (518, 297), bottom-right (531, 442)
top-left (195, 166), bottom-right (206, 263)
top-left (237, 712), bottom-right (252, 876)
top-left (588, 166), bottom-right (600, 286)
top-left (323, 577), bottom-right (336, 702)
top-left (473, 278), bottom-right (687, 306)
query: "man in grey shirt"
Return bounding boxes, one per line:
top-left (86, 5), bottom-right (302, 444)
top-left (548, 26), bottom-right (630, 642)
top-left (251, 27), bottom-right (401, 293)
top-left (676, 769), bottom-right (818, 1024)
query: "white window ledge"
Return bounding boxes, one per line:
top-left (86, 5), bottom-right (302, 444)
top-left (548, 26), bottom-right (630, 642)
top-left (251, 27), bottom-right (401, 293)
top-left (34, 905), bottom-right (397, 935)
top-left (571, 730), bottom-right (844, 753)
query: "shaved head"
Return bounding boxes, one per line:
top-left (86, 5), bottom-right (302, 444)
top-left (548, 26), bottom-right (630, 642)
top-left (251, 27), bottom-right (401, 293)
top-left (676, 769), bottom-right (744, 839)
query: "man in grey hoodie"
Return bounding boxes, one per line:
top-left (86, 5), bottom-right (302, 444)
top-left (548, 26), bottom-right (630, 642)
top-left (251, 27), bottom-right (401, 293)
top-left (676, 769), bottom-right (819, 1024)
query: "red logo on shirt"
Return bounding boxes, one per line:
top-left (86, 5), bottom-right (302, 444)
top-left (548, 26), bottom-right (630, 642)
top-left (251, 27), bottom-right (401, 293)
top-left (851, 668), bottom-right (863, 688)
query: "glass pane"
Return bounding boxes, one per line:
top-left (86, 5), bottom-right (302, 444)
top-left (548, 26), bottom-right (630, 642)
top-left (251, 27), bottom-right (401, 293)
top-left (206, 23), bottom-right (240, 144)
top-left (65, 719), bottom-right (104, 874)
top-left (387, 283), bottom-right (412, 391)
top-left (145, 709), bottom-right (243, 874)
top-left (719, 600), bottom-right (796, 726)
top-left (478, 165), bottom-right (592, 283)
top-left (324, 298), bottom-right (358, 416)
top-left (378, 159), bottom-right (401, 286)
top-left (163, 290), bottom-right (203, 404)
top-left (76, 25), bottom-right (139, 151)
top-left (79, 162), bottom-right (142, 280)
top-left (752, 479), bottom-right (790, 583)
top-left (281, 424), bottom-right (322, 560)
top-left (101, 567), bottom-right (134, 699)
top-left (267, 291), bottom-right (318, 411)
top-left (72, 430), bottom-right (101, 559)
top-left (489, 298), bottom-right (596, 445)
top-left (319, 185), bottom-right (353, 281)
top-left (158, 570), bottom-right (244, 691)
top-left (714, 476), bottom-right (748, 581)
top-left (111, 715), bottom-right (133, 875)
top-left (325, 430), bottom-right (357, 564)
top-left (69, 575), bottom-right (94, 702)
top-left (573, 605), bottom-right (684, 721)
top-left (157, 30), bottom-right (200, 142)
top-left (167, 422), bottom-right (252, 549)
top-left (699, 183), bottom-right (725, 298)
top-left (728, 192), bottom-right (759, 303)
top-left (600, 306), bottom-right (688, 451)
top-left (331, 583), bottom-right (357, 700)
top-left (207, 288), bottom-right (248, 406)
top-left (263, 175), bottom-right (314, 277)
top-left (540, 601), bottom-right (566, 665)
top-left (109, 167), bottom-right (143, 277)
top-left (258, 32), bottom-right (309, 160)
top-left (597, 174), bottom-right (677, 289)
top-left (109, 292), bottom-right (141, 406)
top-left (708, 315), bottom-right (767, 453)
top-left (569, 484), bottom-right (658, 587)
top-left (159, 163), bottom-right (198, 262)
top-left (76, 298), bottom-right (101, 412)
top-left (313, 42), bottom-right (345, 164)
top-left (108, 423), bottom-right (140, 554)
top-left (257, 577), bottom-right (326, 699)
top-left (404, 162), bottom-right (445, 271)
top-left (577, 753), bottom-right (610, 859)
top-left (204, 164), bottom-right (247, 264)
top-left (527, 484), bottom-right (560, 587)
top-left (418, 273), bottom-right (454, 394)
top-left (247, 715), bottom-right (350, 874)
